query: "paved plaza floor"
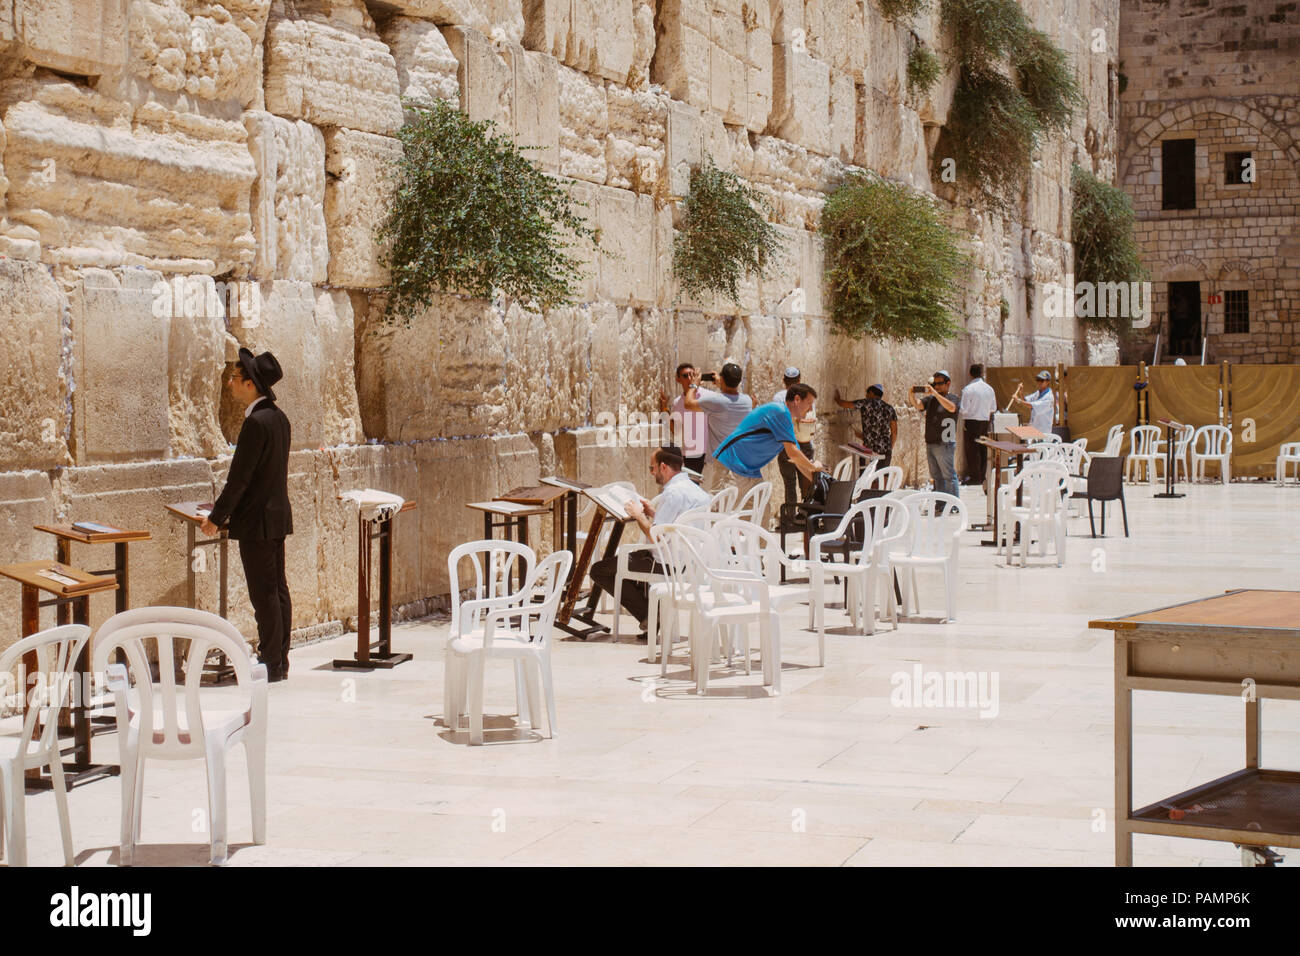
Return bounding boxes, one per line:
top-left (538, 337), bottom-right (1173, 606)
top-left (15, 481), bottom-right (1300, 866)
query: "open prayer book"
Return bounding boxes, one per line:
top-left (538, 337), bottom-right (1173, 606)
top-left (582, 483), bottom-right (642, 521)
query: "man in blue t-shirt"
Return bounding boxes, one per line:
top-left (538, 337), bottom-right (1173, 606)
top-left (703, 383), bottom-right (825, 528)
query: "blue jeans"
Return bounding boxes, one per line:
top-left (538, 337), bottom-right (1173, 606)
top-left (926, 442), bottom-right (958, 500)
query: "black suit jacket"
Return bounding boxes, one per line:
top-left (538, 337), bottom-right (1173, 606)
top-left (210, 398), bottom-right (293, 541)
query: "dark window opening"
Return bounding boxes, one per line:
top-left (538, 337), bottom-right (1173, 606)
top-left (1162, 139), bottom-right (1197, 210)
top-left (1168, 281), bottom-right (1202, 356)
top-left (1224, 289), bottom-right (1250, 334)
top-left (1225, 151), bottom-right (1253, 184)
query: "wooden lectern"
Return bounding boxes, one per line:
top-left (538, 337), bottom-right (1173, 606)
top-left (976, 437), bottom-right (1032, 547)
top-left (556, 486), bottom-right (637, 639)
top-left (333, 499), bottom-right (417, 670)
top-left (165, 501), bottom-right (235, 683)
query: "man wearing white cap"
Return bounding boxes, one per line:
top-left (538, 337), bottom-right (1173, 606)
top-left (1013, 370), bottom-right (1056, 434)
top-left (773, 366), bottom-right (816, 504)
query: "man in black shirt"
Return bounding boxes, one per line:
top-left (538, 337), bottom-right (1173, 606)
top-left (833, 384), bottom-right (897, 469)
top-left (909, 370), bottom-right (960, 501)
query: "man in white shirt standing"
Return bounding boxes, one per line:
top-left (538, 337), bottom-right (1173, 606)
top-left (588, 446), bottom-right (709, 641)
top-left (1013, 370), bottom-right (1056, 435)
top-left (959, 363), bottom-right (997, 485)
top-left (660, 362), bottom-right (708, 477)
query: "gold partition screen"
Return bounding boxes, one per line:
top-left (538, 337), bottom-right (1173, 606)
top-left (1147, 365), bottom-right (1223, 430)
top-left (1228, 366), bottom-right (1300, 477)
top-left (1064, 366), bottom-right (1140, 450)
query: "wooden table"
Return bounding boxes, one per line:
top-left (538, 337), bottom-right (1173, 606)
top-left (0, 560), bottom-right (119, 789)
top-left (1091, 589), bottom-right (1300, 866)
top-left (333, 499), bottom-right (416, 670)
top-left (34, 523), bottom-right (150, 617)
top-left (837, 444), bottom-right (883, 481)
top-left (976, 437), bottom-right (1032, 546)
top-left (1006, 424), bottom-right (1048, 443)
top-left (165, 501), bottom-right (234, 683)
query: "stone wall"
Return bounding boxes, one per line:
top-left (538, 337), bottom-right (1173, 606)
top-left (1118, 0), bottom-right (1300, 364)
top-left (0, 0), bottom-right (1118, 651)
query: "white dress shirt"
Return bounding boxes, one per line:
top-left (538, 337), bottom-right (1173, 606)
top-left (1025, 387), bottom-right (1055, 433)
top-left (959, 378), bottom-right (996, 422)
top-left (244, 395), bottom-right (267, 418)
top-left (652, 471), bottom-right (710, 526)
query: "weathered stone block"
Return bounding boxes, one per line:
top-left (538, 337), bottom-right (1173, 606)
top-left (558, 65), bottom-right (608, 184)
top-left (442, 25), bottom-right (512, 129)
top-left (710, 44), bottom-right (747, 125)
top-left (382, 16), bottom-right (460, 108)
top-left (0, 471), bottom-right (56, 651)
top-left (264, 12), bottom-right (403, 135)
top-left (0, 261), bottom-right (68, 471)
top-left (506, 44), bottom-right (560, 172)
top-left (166, 283), bottom-right (227, 460)
top-left (829, 71), bottom-right (856, 163)
top-left (323, 128), bottom-right (401, 289)
top-left (68, 268), bottom-right (170, 464)
top-left (652, 19), bottom-right (711, 110)
top-left (244, 111), bottom-right (328, 283)
top-left (605, 86), bottom-right (665, 193)
top-left (771, 44), bottom-right (830, 155)
top-left (3, 0), bottom-right (127, 78)
top-left (0, 77), bottom-right (256, 274)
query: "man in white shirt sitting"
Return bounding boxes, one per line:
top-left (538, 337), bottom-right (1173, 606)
top-left (588, 445), bottom-right (709, 641)
top-left (1013, 370), bottom-right (1056, 435)
top-left (959, 363), bottom-right (997, 485)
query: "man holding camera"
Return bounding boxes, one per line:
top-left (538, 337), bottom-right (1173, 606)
top-left (682, 362), bottom-right (753, 465)
top-left (909, 370), bottom-right (961, 501)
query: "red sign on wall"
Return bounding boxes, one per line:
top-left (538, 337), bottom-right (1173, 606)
top-left (1207, 293), bottom-right (1222, 304)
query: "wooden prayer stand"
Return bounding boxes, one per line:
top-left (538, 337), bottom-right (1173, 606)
top-left (539, 476), bottom-right (593, 559)
top-left (556, 497), bottom-right (634, 640)
top-left (976, 437), bottom-right (1032, 547)
top-left (165, 502), bottom-right (234, 684)
top-left (0, 560), bottom-right (119, 789)
top-left (1154, 418), bottom-right (1187, 499)
top-left (1006, 424), bottom-right (1047, 443)
top-left (837, 443), bottom-right (882, 481)
top-left (333, 499), bottom-right (417, 670)
top-left (1092, 589), bottom-right (1300, 866)
top-left (465, 498), bottom-right (553, 593)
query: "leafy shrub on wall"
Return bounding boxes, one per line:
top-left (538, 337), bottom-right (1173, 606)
top-left (1071, 164), bottom-right (1149, 334)
top-left (377, 99), bottom-right (595, 322)
top-left (820, 174), bottom-right (969, 343)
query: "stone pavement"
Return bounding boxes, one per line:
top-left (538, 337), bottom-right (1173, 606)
top-left (12, 482), bottom-right (1300, 866)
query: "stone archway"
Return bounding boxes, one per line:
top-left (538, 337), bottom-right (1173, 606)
top-left (1120, 97), bottom-right (1300, 188)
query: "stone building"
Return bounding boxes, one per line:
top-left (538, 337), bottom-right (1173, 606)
top-left (0, 0), bottom-right (1117, 647)
top-left (1117, 0), bottom-right (1300, 364)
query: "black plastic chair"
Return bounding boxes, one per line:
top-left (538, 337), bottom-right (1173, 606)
top-left (1072, 455), bottom-right (1129, 537)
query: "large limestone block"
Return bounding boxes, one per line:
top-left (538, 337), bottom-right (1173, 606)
top-left (355, 294), bottom-right (508, 440)
top-left (166, 282), bottom-right (228, 460)
top-left (323, 128), bottom-right (401, 289)
top-left (710, 44), bottom-right (747, 125)
top-left (210, 449), bottom-right (321, 635)
top-left (68, 269), bottom-right (170, 464)
top-left (317, 444), bottom-right (421, 619)
top-left (594, 187), bottom-right (667, 305)
top-left (665, 100), bottom-right (702, 197)
top-left (744, 28), bottom-right (773, 132)
top-left (0, 78), bottom-right (256, 274)
top-left (757, 223), bottom-right (804, 315)
top-left (3, 0), bottom-right (128, 77)
top-left (619, 306), bottom-right (674, 416)
top-left (652, 7), bottom-right (711, 111)
top-left (829, 71), bottom-right (856, 163)
top-left (505, 302), bottom-right (591, 433)
top-left (506, 44), bottom-right (560, 172)
top-left (523, 0), bottom-right (633, 81)
top-left (854, 85), bottom-right (929, 188)
top-left (553, 426), bottom-right (654, 495)
top-left (442, 26), bottom-right (512, 130)
top-left (587, 301), bottom-right (622, 417)
top-left (0, 471), bottom-right (56, 649)
top-left (55, 459), bottom-right (217, 631)
top-left (381, 16), bottom-right (461, 108)
top-left (118, 0), bottom-right (268, 108)
top-left (558, 66), bottom-right (608, 185)
top-left (244, 112), bottom-right (328, 283)
top-left (264, 11), bottom-right (403, 135)
top-left (371, 0), bottom-right (524, 42)
top-left (631, 0), bottom-right (655, 87)
top-left (0, 260), bottom-right (68, 470)
top-left (771, 44), bottom-right (830, 156)
top-left (226, 280), bottom-right (363, 450)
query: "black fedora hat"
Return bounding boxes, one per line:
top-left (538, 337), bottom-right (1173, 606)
top-left (237, 347), bottom-right (283, 402)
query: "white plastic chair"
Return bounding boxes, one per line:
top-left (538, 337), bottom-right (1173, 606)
top-left (861, 465), bottom-right (904, 491)
top-left (807, 498), bottom-right (910, 641)
top-left (831, 457), bottom-right (854, 482)
top-left (93, 608), bottom-right (267, 866)
top-left (734, 481), bottom-right (772, 525)
top-left (1277, 442), bottom-right (1300, 485)
top-left (0, 624), bottom-right (90, 867)
top-left (997, 462), bottom-right (1068, 567)
top-left (655, 525), bottom-right (783, 695)
top-left (891, 493), bottom-right (967, 622)
top-left (707, 486), bottom-right (738, 514)
top-left (1102, 424), bottom-right (1125, 458)
top-left (1191, 424), bottom-right (1232, 484)
top-left (1154, 422), bottom-right (1195, 484)
top-left (714, 518), bottom-right (818, 664)
top-left (1125, 425), bottom-right (1162, 484)
top-left (1071, 437), bottom-right (1088, 451)
top-left (447, 540), bottom-right (537, 723)
top-left (444, 550), bottom-right (573, 744)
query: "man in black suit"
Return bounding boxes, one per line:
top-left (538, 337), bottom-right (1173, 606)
top-left (200, 348), bottom-right (294, 682)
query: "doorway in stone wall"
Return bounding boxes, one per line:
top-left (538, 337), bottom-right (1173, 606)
top-left (1167, 281), bottom-right (1202, 358)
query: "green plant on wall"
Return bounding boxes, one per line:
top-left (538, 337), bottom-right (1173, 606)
top-left (377, 99), bottom-right (595, 322)
top-left (907, 43), bottom-right (943, 97)
top-left (673, 157), bottom-right (784, 307)
top-left (937, 0), bottom-right (1082, 207)
top-left (878, 0), bottom-right (931, 21)
top-left (820, 173), bottom-right (969, 343)
top-left (1071, 163), bottom-right (1149, 335)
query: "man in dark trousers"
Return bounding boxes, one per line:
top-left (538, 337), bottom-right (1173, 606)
top-left (200, 348), bottom-right (293, 682)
